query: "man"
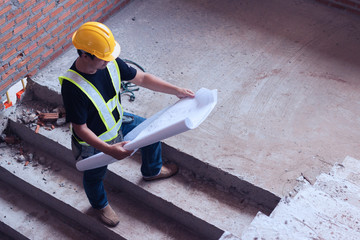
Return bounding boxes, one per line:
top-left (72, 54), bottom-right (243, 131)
top-left (59, 22), bottom-right (195, 227)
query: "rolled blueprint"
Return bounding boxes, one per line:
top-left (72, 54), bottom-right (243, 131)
top-left (76, 88), bottom-right (217, 171)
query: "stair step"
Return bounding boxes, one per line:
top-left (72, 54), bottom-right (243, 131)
top-left (241, 211), bottom-right (314, 240)
top-left (242, 157), bottom-right (360, 240)
top-left (244, 185), bottom-right (360, 240)
top-left (0, 138), bottom-right (203, 240)
top-left (0, 179), bottom-right (93, 240)
top-left (109, 153), bottom-right (260, 237)
top-left (330, 156), bottom-right (360, 185)
top-left (7, 98), bottom-right (270, 238)
top-left (314, 173), bottom-right (360, 208)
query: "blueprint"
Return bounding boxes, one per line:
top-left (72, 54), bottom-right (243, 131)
top-left (76, 88), bottom-right (217, 171)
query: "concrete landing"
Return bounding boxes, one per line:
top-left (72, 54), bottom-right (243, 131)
top-left (32, 0), bottom-right (360, 199)
top-left (241, 156), bottom-right (360, 239)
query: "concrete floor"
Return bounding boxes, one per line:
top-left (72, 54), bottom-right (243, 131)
top-left (35, 0), bottom-right (360, 199)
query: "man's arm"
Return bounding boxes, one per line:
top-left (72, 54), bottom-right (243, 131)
top-left (130, 71), bottom-right (195, 98)
top-left (72, 123), bottom-right (132, 160)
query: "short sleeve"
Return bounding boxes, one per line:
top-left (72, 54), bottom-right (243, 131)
top-left (116, 58), bottom-right (137, 81)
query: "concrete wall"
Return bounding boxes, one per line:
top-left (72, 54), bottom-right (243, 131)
top-left (0, 0), bottom-right (131, 109)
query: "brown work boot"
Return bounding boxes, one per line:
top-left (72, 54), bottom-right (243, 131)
top-left (98, 204), bottom-right (119, 227)
top-left (143, 162), bottom-right (179, 181)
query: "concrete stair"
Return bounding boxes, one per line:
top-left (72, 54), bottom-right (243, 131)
top-left (0, 89), bottom-right (278, 239)
top-left (241, 156), bottom-right (360, 240)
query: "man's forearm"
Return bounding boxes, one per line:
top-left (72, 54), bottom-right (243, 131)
top-left (72, 123), bottom-right (111, 153)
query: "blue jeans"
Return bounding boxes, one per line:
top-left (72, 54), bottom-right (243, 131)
top-left (72, 112), bottom-right (163, 209)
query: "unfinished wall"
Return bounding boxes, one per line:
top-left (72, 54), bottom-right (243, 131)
top-left (0, 0), bottom-right (131, 108)
top-left (0, 0), bottom-right (359, 109)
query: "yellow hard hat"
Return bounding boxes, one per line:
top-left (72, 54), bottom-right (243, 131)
top-left (72, 22), bottom-right (121, 61)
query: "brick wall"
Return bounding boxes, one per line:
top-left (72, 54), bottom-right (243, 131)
top-left (316, 0), bottom-right (360, 15)
top-left (0, 0), bottom-right (131, 106)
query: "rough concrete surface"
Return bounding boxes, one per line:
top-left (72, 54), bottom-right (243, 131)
top-left (32, 0), bottom-right (360, 200)
top-left (241, 156), bottom-right (360, 239)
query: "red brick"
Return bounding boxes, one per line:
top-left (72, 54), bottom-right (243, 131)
top-left (76, 4), bottom-right (88, 16)
top-left (0, 17), bottom-right (5, 25)
top-left (27, 57), bottom-right (41, 71)
top-left (31, 46), bottom-right (45, 58)
top-left (31, 28), bottom-right (44, 41)
top-left (14, 10), bottom-right (30, 24)
top-left (24, 0), bottom-right (36, 10)
top-left (24, 42), bottom-right (38, 55)
top-left (59, 10), bottom-right (71, 21)
top-left (71, 18), bottom-right (83, 29)
top-left (17, 57), bottom-right (30, 69)
top-left (22, 27), bottom-right (34, 39)
top-left (43, 48), bottom-right (53, 58)
top-left (32, 1), bottom-right (46, 13)
top-left (38, 34), bottom-right (51, 46)
top-left (59, 26), bottom-right (71, 39)
top-left (14, 22), bottom-right (28, 34)
top-left (92, 11), bottom-right (102, 21)
top-left (2, 48), bottom-right (17, 61)
top-left (40, 58), bottom-right (51, 69)
top-left (28, 68), bottom-right (37, 77)
top-left (46, 35), bottom-right (58, 47)
top-left (64, 13), bottom-right (77, 25)
top-left (29, 12), bottom-right (42, 24)
top-left (1, 67), bottom-right (16, 82)
top-left (1, 61), bottom-right (8, 72)
top-left (51, 24), bottom-right (64, 36)
top-left (0, 31), bottom-right (12, 43)
top-left (14, 69), bottom-right (27, 81)
top-left (17, 38), bottom-right (31, 51)
top-left (71, 1), bottom-right (82, 12)
top-left (0, 77), bottom-right (13, 92)
top-left (63, 40), bottom-right (72, 50)
top-left (45, 19), bottom-right (58, 31)
top-left (64, 0), bottom-right (76, 8)
top-left (37, 15), bottom-right (50, 28)
top-left (51, 6), bottom-right (64, 18)
top-left (1, 20), bottom-right (15, 33)
top-left (54, 37), bottom-right (67, 50)
top-left (90, 0), bottom-right (100, 8)
top-left (84, 8), bottom-right (96, 20)
top-left (7, 8), bottom-right (21, 20)
top-left (7, 35), bottom-right (21, 48)
top-left (9, 55), bottom-right (21, 66)
top-left (0, 5), bottom-right (11, 16)
top-left (97, 0), bottom-right (106, 10)
top-left (42, 1), bottom-right (56, 15)
top-left (50, 48), bottom-right (64, 61)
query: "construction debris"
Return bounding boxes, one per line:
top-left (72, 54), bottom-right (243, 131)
top-left (14, 101), bottom-right (67, 134)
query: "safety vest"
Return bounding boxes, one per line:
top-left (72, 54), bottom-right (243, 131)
top-left (59, 60), bottom-right (123, 145)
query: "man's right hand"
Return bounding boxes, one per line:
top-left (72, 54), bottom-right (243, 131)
top-left (106, 141), bottom-right (133, 160)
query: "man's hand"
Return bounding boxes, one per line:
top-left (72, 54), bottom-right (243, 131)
top-left (106, 141), bottom-right (133, 160)
top-left (175, 88), bottom-right (195, 99)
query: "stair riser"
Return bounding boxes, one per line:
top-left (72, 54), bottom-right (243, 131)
top-left (0, 166), bottom-right (123, 240)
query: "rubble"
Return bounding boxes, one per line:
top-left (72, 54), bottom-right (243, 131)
top-left (13, 101), bottom-right (67, 134)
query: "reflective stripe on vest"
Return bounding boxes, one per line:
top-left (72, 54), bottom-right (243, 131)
top-left (59, 61), bottom-right (123, 145)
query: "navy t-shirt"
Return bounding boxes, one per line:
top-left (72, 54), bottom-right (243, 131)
top-left (61, 58), bottom-right (137, 140)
